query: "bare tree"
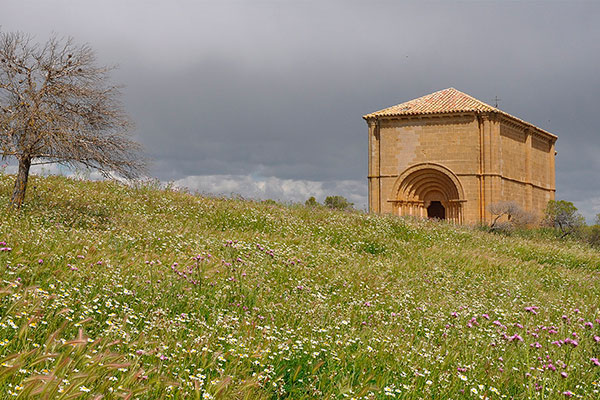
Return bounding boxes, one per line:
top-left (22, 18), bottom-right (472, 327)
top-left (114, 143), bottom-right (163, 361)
top-left (0, 31), bottom-right (146, 209)
top-left (488, 201), bottom-right (536, 232)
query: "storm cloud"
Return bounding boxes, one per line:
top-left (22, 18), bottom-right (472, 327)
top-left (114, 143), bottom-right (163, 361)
top-left (2, 1), bottom-right (599, 219)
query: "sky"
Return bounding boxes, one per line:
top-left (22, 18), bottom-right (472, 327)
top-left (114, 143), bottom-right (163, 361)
top-left (2, 0), bottom-right (600, 220)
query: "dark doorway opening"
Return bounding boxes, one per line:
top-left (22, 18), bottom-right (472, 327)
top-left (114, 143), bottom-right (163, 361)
top-left (427, 201), bottom-right (445, 219)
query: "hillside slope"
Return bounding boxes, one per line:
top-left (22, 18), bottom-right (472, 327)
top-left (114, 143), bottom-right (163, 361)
top-left (0, 175), bottom-right (599, 399)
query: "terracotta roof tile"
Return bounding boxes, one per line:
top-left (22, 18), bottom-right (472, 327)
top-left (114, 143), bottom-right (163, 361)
top-left (363, 88), bottom-right (557, 139)
top-left (364, 88), bottom-right (496, 117)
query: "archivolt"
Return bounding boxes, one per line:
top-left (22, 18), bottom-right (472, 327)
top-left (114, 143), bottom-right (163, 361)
top-left (391, 163), bottom-right (465, 222)
top-left (393, 163), bottom-right (464, 201)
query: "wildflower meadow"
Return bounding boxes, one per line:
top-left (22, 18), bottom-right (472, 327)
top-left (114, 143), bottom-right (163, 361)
top-left (0, 174), bottom-right (599, 399)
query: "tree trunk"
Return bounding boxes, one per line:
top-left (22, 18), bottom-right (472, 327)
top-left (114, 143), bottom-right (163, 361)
top-left (10, 155), bottom-right (32, 209)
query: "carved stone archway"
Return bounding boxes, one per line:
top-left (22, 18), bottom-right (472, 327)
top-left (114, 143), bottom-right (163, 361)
top-left (389, 163), bottom-right (465, 223)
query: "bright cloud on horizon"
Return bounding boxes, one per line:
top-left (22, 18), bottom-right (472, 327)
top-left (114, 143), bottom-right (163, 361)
top-left (174, 174), bottom-right (367, 210)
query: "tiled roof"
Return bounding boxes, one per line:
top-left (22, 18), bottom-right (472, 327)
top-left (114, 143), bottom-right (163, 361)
top-left (364, 88), bottom-right (496, 117)
top-left (363, 88), bottom-right (556, 139)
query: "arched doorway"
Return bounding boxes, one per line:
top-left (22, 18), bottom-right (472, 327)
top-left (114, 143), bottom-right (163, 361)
top-left (427, 201), bottom-right (445, 219)
top-left (390, 163), bottom-right (465, 223)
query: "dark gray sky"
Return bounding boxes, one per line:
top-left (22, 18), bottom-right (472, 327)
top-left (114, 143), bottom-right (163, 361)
top-left (3, 1), bottom-right (600, 219)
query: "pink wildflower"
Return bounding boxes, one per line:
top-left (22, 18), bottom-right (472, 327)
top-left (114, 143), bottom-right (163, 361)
top-left (509, 334), bottom-right (523, 342)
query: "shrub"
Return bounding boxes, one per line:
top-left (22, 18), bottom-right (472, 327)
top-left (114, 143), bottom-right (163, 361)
top-left (305, 196), bottom-right (319, 207)
top-left (575, 224), bottom-right (600, 248)
top-left (324, 195), bottom-right (353, 211)
top-left (542, 200), bottom-right (585, 238)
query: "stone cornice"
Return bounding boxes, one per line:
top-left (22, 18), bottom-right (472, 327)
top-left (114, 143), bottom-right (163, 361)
top-left (495, 113), bottom-right (557, 143)
top-left (364, 110), bottom-right (557, 144)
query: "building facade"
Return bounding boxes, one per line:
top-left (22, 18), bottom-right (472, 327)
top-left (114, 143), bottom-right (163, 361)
top-left (363, 88), bottom-right (557, 224)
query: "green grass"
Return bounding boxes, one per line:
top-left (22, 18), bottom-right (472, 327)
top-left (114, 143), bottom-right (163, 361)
top-left (0, 174), bottom-right (599, 399)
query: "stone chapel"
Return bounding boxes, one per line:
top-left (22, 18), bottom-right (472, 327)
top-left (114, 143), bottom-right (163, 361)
top-left (363, 88), bottom-right (557, 224)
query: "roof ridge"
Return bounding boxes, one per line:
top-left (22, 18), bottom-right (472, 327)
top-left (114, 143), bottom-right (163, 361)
top-left (451, 88), bottom-right (499, 112)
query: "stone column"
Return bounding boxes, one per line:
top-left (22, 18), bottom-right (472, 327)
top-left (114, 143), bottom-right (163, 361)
top-left (525, 129), bottom-right (533, 211)
top-left (487, 115), bottom-right (502, 221)
top-left (480, 115), bottom-right (492, 223)
top-left (368, 120), bottom-right (373, 210)
top-left (550, 141), bottom-right (556, 201)
top-left (375, 121), bottom-right (381, 213)
top-left (477, 115), bottom-right (486, 224)
top-left (367, 119), bottom-right (380, 213)
top-left (448, 201), bottom-right (461, 224)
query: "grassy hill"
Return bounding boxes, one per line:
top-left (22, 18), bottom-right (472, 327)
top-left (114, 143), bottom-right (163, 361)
top-left (0, 174), bottom-right (599, 399)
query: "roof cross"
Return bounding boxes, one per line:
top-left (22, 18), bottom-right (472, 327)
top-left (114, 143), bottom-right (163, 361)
top-left (493, 96), bottom-right (501, 108)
